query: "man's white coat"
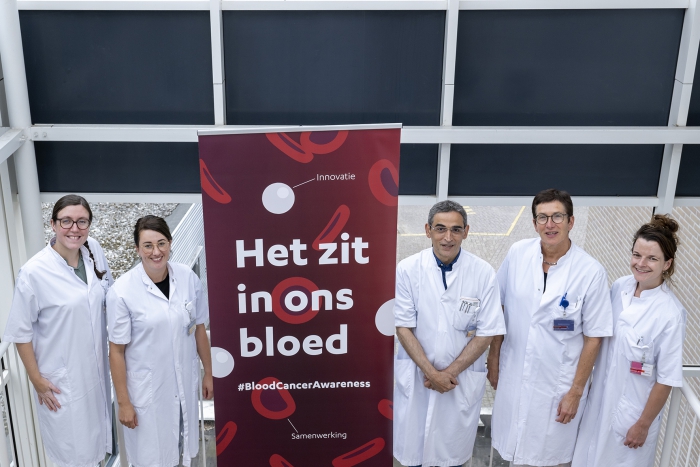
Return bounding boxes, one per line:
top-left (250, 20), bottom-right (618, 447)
top-left (393, 247), bottom-right (506, 467)
top-left (3, 238), bottom-right (113, 467)
top-left (107, 262), bottom-right (208, 467)
top-left (572, 276), bottom-right (685, 467)
top-left (492, 238), bottom-right (612, 466)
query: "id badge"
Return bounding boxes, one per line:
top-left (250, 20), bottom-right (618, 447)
top-left (466, 324), bottom-right (477, 338)
top-left (553, 319), bottom-right (574, 331)
top-left (187, 318), bottom-right (197, 336)
top-left (630, 361), bottom-right (654, 377)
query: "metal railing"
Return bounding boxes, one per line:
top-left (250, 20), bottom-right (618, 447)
top-left (659, 368), bottom-right (700, 467)
top-left (0, 340), bottom-right (16, 467)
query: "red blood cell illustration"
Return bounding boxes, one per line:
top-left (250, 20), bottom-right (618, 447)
top-left (269, 454), bottom-right (295, 467)
top-left (312, 205), bottom-right (351, 251)
top-left (200, 159), bottom-right (232, 204)
top-left (368, 159), bottom-right (399, 206)
top-left (332, 438), bottom-right (386, 467)
top-left (378, 399), bottom-right (393, 420)
top-left (271, 277), bottom-right (320, 325)
top-left (299, 130), bottom-right (348, 154)
top-left (266, 133), bottom-right (314, 163)
top-left (251, 377), bottom-right (296, 420)
top-left (215, 421), bottom-right (237, 456)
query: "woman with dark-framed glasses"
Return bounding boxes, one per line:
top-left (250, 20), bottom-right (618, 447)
top-left (3, 194), bottom-right (114, 467)
top-left (107, 215), bottom-right (213, 467)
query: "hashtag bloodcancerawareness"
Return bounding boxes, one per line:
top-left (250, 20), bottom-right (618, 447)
top-left (199, 159), bottom-right (232, 204)
top-left (251, 377), bottom-right (296, 420)
top-left (266, 131), bottom-right (349, 163)
top-left (313, 205), bottom-right (351, 251)
top-left (269, 454), bottom-right (295, 467)
top-left (332, 437), bottom-right (386, 467)
top-left (215, 421), bottom-right (237, 456)
top-left (368, 159), bottom-right (399, 206)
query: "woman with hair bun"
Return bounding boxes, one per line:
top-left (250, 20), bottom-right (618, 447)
top-left (3, 194), bottom-right (113, 467)
top-left (572, 214), bottom-right (687, 467)
top-left (107, 215), bottom-right (213, 467)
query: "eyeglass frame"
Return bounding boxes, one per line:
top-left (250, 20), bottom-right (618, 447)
top-left (533, 213), bottom-right (569, 225)
top-left (55, 217), bottom-right (91, 230)
top-left (140, 240), bottom-right (171, 253)
top-left (429, 225), bottom-right (467, 235)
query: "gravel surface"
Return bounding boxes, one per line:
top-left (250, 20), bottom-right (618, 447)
top-left (42, 202), bottom-right (178, 279)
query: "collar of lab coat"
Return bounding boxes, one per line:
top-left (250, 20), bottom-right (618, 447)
top-left (138, 261), bottom-right (176, 301)
top-left (621, 275), bottom-right (670, 305)
top-left (46, 238), bottom-right (95, 288)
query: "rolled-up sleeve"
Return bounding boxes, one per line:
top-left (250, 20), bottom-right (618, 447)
top-left (476, 271), bottom-right (506, 337)
top-left (3, 276), bottom-right (39, 343)
top-left (106, 288), bottom-right (131, 345)
top-left (394, 262), bottom-right (416, 328)
top-left (194, 275), bottom-right (209, 325)
top-left (655, 312), bottom-right (685, 387)
top-left (581, 270), bottom-right (613, 338)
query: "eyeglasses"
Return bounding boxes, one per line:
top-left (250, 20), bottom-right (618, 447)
top-left (56, 218), bottom-right (90, 230)
top-left (431, 226), bottom-right (466, 235)
top-left (140, 240), bottom-right (170, 252)
top-left (534, 213), bottom-right (568, 225)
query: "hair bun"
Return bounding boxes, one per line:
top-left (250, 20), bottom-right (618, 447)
top-left (650, 214), bottom-right (680, 234)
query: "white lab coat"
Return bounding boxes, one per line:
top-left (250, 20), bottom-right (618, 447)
top-left (492, 238), bottom-right (612, 466)
top-left (394, 248), bottom-right (506, 467)
top-left (3, 238), bottom-right (113, 467)
top-left (107, 262), bottom-right (208, 467)
top-left (572, 276), bottom-right (686, 467)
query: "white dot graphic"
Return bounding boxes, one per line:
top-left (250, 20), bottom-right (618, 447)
top-left (375, 299), bottom-right (396, 337)
top-left (211, 347), bottom-right (234, 378)
top-left (262, 183), bottom-right (295, 214)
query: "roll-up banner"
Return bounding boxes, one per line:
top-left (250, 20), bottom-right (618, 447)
top-left (198, 124), bottom-right (401, 466)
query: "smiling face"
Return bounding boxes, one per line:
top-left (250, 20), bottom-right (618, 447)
top-left (136, 229), bottom-right (171, 281)
top-left (533, 201), bottom-right (574, 249)
top-left (631, 238), bottom-right (672, 292)
top-left (425, 211), bottom-right (469, 264)
top-left (52, 205), bottom-right (90, 255)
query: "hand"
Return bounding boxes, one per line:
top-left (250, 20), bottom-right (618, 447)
top-left (487, 354), bottom-right (499, 390)
top-left (556, 390), bottom-right (581, 424)
top-left (423, 371), bottom-right (458, 394)
top-left (119, 402), bottom-right (139, 429)
top-left (624, 421), bottom-right (649, 449)
top-left (33, 377), bottom-right (62, 411)
top-left (202, 373), bottom-right (214, 400)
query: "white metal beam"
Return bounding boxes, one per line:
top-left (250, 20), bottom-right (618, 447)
top-left (17, 0), bottom-right (209, 10)
top-left (32, 124), bottom-right (700, 144)
top-left (401, 195), bottom-right (660, 207)
top-left (656, 0), bottom-right (700, 214)
top-left (436, 0), bottom-right (458, 200)
top-left (16, 0), bottom-right (686, 11)
top-left (210, 0), bottom-right (226, 125)
top-left (39, 192), bottom-right (203, 203)
top-left (0, 129), bottom-right (25, 164)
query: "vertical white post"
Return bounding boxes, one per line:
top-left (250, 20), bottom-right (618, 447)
top-left (436, 0), bottom-right (459, 201)
top-left (659, 387), bottom-right (682, 467)
top-left (656, 0), bottom-right (700, 214)
top-left (0, 0), bottom-right (44, 256)
top-left (210, 0), bottom-right (226, 126)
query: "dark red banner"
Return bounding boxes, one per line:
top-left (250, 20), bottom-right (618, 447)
top-left (198, 126), bottom-right (400, 466)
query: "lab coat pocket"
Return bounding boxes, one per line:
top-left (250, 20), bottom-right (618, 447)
top-left (623, 331), bottom-right (655, 365)
top-left (452, 306), bottom-right (479, 332)
top-left (459, 369), bottom-right (487, 408)
top-left (394, 359), bottom-right (415, 399)
top-left (611, 395), bottom-right (643, 443)
top-left (126, 370), bottom-right (153, 409)
top-left (40, 366), bottom-right (72, 406)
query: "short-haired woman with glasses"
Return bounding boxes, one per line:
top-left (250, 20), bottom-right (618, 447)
top-left (107, 215), bottom-right (213, 467)
top-left (572, 215), bottom-right (686, 467)
top-left (3, 194), bottom-right (114, 467)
